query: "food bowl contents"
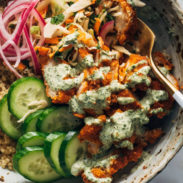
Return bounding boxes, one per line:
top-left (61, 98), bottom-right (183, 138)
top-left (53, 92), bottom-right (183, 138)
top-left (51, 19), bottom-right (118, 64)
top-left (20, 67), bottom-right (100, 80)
top-left (0, 61), bottom-right (35, 171)
top-left (0, 130), bottom-right (16, 170)
top-left (0, 0), bottom-right (180, 183)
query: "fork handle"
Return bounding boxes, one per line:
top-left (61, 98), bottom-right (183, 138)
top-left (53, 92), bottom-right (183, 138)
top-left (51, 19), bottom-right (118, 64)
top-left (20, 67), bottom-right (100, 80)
top-left (173, 91), bottom-right (183, 108)
top-left (149, 57), bottom-right (183, 108)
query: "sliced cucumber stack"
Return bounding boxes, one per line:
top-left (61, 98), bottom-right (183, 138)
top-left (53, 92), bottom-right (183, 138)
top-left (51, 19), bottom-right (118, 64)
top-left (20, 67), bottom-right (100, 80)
top-left (44, 132), bottom-right (67, 176)
top-left (22, 109), bottom-right (44, 133)
top-left (13, 147), bottom-right (61, 183)
top-left (16, 132), bottom-right (47, 151)
top-left (37, 106), bottom-right (82, 133)
top-left (8, 77), bottom-right (50, 119)
top-left (59, 131), bottom-right (86, 176)
top-left (0, 95), bottom-right (21, 139)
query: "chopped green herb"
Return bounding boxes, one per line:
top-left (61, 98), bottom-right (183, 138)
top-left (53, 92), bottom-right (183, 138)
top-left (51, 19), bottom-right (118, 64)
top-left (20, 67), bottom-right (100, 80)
top-left (68, 1), bottom-right (74, 6)
top-left (88, 14), bottom-right (97, 29)
top-left (73, 12), bottom-right (77, 17)
top-left (65, 48), bottom-right (74, 60)
top-left (30, 26), bottom-right (40, 35)
top-left (22, 59), bottom-right (30, 68)
top-left (96, 0), bottom-right (102, 6)
top-left (51, 13), bottom-right (65, 25)
top-left (53, 51), bottom-right (64, 62)
top-left (97, 42), bottom-right (101, 50)
top-left (53, 47), bottom-right (74, 62)
top-left (106, 14), bottom-right (114, 22)
top-left (9, 24), bottom-right (16, 29)
top-left (36, 49), bottom-right (39, 54)
top-left (127, 0), bottom-right (135, 7)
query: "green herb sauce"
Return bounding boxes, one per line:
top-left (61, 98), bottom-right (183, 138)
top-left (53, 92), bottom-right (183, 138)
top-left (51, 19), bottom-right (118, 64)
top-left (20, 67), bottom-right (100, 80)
top-left (100, 109), bottom-right (149, 151)
top-left (140, 89), bottom-right (168, 110)
top-left (99, 50), bottom-right (117, 63)
top-left (150, 107), bottom-right (164, 114)
top-left (59, 32), bottom-right (79, 47)
top-left (44, 63), bottom-right (84, 91)
top-left (69, 80), bottom-right (126, 114)
top-left (76, 54), bottom-right (95, 72)
top-left (117, 97), bottom-right (135, 105)
top-left (126, 60), bottom-right (148, 72)
top-left (158, 66), bottom-right (169, 76)
top-left (117, 140), bottom-right (134, 150)
top-left (127, 66), bottom-right (151, 88)
top-left (71, 154), bottom-right (118, 183)
top-left (84, 117), bottom-right (103, 125)
top-left (87, 67), bottom-right (111, 81)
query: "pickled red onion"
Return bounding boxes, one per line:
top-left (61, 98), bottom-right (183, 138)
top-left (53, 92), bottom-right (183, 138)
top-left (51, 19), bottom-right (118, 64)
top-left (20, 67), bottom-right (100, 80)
top-left (0, 42), bottom-right (22, 78)
top-left (99, 21), bottom-right (115, 46)
top-left (23, 26), bottom-right (41, 75)
top-left (0, 0), bottom-right (46, 77)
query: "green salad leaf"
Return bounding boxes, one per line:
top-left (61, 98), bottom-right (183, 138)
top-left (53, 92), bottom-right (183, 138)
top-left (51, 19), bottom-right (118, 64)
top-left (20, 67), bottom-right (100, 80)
top-left (51, 13), bottom-right (65, 25)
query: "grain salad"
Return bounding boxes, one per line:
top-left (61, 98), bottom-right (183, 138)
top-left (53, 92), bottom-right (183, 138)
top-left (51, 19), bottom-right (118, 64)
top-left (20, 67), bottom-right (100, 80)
top-left (0, 0), bottom-right (180, 183)
top-left (0, 61), bottom-right (35, 170)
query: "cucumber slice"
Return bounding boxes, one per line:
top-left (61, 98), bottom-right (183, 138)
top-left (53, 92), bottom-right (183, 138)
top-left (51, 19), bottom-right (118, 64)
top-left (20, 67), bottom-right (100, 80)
top-left (13, 147), bottom-right (61, 183)
top-left (44, 132), bottom-right (67, 176)
top-left (0, 95), bottom-right (21, 139)
top-left (8, 77), bottom-right (50, 119)
top-left (22, 109), bottom-right (44, 133)
top-left (37, 106), bottom-right (82, 133)
top-left (59, 131), bottom-right (86, 176)
top-left (16, 132), bottom-right (47, 151)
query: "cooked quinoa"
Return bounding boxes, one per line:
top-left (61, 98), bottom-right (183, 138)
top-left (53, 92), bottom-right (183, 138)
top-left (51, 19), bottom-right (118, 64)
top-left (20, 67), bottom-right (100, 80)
top-left (0, 61), bottom-right (35, 170)
top-left (0, 131), bottom-right (16, 170)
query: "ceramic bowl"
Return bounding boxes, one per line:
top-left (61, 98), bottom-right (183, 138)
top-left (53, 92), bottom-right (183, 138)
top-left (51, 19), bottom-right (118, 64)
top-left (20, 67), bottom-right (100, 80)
top-left (0, 0), bottom-right (183, 182)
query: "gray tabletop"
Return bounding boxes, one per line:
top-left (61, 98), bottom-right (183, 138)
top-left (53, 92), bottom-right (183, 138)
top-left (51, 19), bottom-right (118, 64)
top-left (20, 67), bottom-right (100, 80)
top-left (150, 147), bottom-right (183, 183)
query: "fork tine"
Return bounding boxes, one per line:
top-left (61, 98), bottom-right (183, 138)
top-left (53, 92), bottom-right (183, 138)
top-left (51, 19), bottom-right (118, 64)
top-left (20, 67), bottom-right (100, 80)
top-left (136, 18), bottom-right (156, 57)
top-left (137, 18), bottom-right (179, 96)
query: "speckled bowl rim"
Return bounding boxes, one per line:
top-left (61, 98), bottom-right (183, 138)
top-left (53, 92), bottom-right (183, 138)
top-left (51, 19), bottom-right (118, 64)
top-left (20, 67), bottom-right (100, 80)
top-left (0, 1), bottom-right (183, 183)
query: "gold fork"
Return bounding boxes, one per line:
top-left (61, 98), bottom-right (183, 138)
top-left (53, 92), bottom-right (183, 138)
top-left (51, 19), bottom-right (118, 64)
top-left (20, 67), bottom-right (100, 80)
top-left (137, 18), bottom-right (183, 108)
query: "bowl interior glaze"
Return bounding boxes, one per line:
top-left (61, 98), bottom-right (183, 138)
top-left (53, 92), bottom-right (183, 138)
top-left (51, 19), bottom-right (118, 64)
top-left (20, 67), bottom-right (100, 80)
top-left (115, 0), bottom-right (183, 182)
